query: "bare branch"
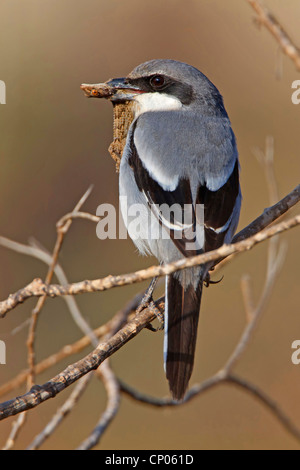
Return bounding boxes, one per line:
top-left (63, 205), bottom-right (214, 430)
top-left (0, 210), bottom-right (299, 319)
top-left (76, 363), bottom-right (120, 450)
top-left (57, 211), bottom-right (100, 228)
top-left (0, 236), bottom-right (98, 341)
top-left (227, 374), bottom-right (300, 442)
top-left (247, 0), bottom-right (300, 71)
top-left (120, 372), bottom-right (300, 444)
top-left (232, 184), bottom-right (300, 243)
top-left (1, 186), bottom-right (95, 448)
top-left (26, 373), bottom-right (94, 450)
top-left (0, 299), bottom-right (163, 421)
top-left (240, 274), bottom-right (256, 323)
top-left (25, 289), bottom-right (140, 450)
top-left (0, 292), bottom-right (143, 399)
top-left (0, 165), bottom-right (299, 446)
top-left (224, 137), bottom-right (287, 374)
top-left (2, 412), bottom-right (27, 450)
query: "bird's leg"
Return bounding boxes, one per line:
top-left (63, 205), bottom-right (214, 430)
top-left (136, 276), bottom-right (158, 314)
top-left (136, 276), bottom-right (164, 331)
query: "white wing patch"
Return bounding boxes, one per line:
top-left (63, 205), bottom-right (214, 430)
top-left (132, 93), bottom-right (182, 191)
top-left (133, 119), bottom-right (179, 191)
top-left (143, 190), bottom-right (193, 231)
top-left (206, 211), bottom-right (234, 234)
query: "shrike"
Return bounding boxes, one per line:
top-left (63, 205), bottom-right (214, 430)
top-left (81, 59), bottom-right (241, 400)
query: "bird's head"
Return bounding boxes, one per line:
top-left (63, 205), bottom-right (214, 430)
top-left (81, 59), bottom-right (227, 118)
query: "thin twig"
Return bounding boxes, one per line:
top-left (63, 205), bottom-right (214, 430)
top-left (252, 136), bottom-right (278, 205)
top-left (247, 0), bottom-right (300, 71)
top-left (232, 184), bottom-right (300, 243)
top-left (27, 185), bottom-right (94, 387)
top-left (240, 275), bottom-right (255, 322)
top-left (119, 372), bottom-right (226, 407)
top-left (26, 373), bottom-right (94, 450)
top-left (225, 137), bottom-right (286, 374)
top-left (227, 374), bottom-right (300, 441)
top-left (76, 362), bottom-right (120, 450)
top-left (73, 292), bottom-right (141, 450)
top-left (57, 211), bottom-right (100, 227)
top-left (2, 412), bottom-right (27, 450)
top-left (0, 236), bottom-right (96, 340)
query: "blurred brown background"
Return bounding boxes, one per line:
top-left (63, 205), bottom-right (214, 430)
top-left (0, 0), bottom-right (299, 450)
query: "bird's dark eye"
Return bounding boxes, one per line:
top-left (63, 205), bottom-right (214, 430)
top-left (150, 75), bottom-right (165, 89)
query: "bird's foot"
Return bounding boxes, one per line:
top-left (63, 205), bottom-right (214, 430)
top-left (144, 300), bottom-right (164, 332)
top-left (136, 277), bottom-right (164, 332)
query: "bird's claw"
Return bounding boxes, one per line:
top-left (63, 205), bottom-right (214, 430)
top-left (145, 300), bottom-right (164, 332)
top-left (204, 272), bottom-right (224, 287)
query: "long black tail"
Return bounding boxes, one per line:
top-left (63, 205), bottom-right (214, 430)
top-left (164, 273), bottom-right (203, 401)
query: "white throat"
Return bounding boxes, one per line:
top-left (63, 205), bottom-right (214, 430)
top-left (133, 92), bottom-right (182, 118)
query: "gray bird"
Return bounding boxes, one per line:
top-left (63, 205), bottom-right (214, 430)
top-left (82, 59), bottom-right (241, 400)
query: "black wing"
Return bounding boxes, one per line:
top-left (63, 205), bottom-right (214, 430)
top-left (196, 160), bottom-right (240, 252)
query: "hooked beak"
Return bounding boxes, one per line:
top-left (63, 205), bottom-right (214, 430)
top-left (80, 77), bottom-right (144, 102)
